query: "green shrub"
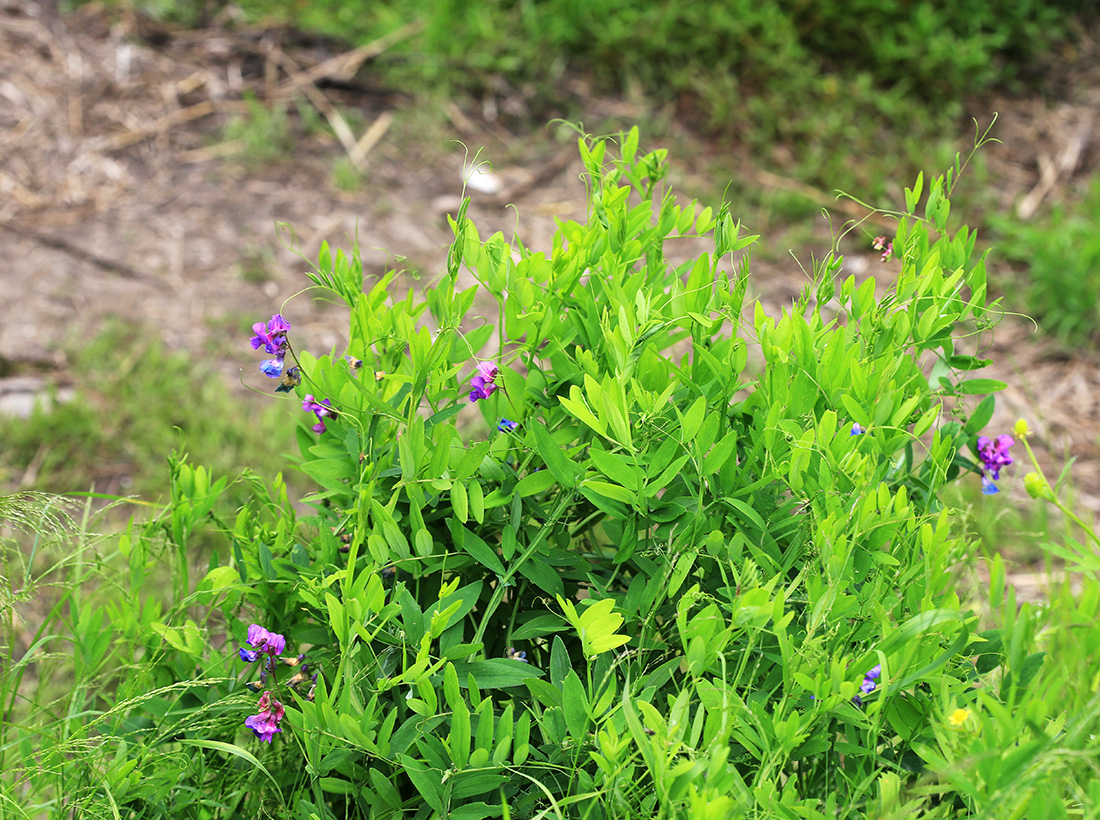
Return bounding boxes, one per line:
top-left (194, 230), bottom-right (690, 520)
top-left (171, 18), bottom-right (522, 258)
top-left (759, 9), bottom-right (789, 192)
top-left (6, 131), bottom-right (1100, 818)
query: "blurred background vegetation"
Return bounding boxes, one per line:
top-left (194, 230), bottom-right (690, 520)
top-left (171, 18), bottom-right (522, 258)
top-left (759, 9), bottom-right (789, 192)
top-left (9, 0), bottom-right (1097, 543)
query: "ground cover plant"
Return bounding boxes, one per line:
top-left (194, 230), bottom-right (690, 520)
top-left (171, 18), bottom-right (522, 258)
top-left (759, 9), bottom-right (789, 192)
top-left (989, 175), bottom-right (1100, 348)
top-left (4, 130), bottom-right (1100, 819)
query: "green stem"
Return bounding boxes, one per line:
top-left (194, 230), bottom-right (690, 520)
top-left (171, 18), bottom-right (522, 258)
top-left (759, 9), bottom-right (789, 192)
top-left (469, 490), bottom-right (576, 656)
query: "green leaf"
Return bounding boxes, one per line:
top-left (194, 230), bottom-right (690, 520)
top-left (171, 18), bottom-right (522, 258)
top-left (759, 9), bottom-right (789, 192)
top-left (511, 614), bottom-right (567, 641)
top-left (963, 394), bottom-right (996, 434)
top-left (446, 800), bottom-right (502, 819)
top-left (533, 424), bottom-right (579, 488)
top-left (452, 481), bottom-right (469, 523)
top-left (561, 670), bottom-right (589, 738)
top-left (452, 523), bottom-right (505, 576)
top-left (560, 388), bottom-right (606, 436)
top-left (450, 659), bottom-right (543, 689)
top-left (681, 396), bottom-right (707, 442)
top-left (957, 378), bottom-right (1007, 395)
top-left (515, 469), bottom-right (556, 497)
top-left (589, 448), bottom-right (640, 492)
top-left (396, 754), bottom-right (444, 813)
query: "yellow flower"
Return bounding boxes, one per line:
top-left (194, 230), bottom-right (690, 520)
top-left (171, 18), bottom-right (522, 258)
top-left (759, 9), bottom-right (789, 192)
top-left (1013, 418), bottom-right (1031, 439)
top-left (948, 708), bottom-right (971, 728)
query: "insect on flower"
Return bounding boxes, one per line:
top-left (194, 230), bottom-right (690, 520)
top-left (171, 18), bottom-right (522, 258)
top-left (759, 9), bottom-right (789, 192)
top-left (345, 355), bottom-right (363, 372)
top-left (275, 366), bottom-right (301, 393)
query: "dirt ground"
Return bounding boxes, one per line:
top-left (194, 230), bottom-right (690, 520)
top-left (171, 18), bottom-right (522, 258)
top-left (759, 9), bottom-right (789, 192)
top-left (3, 0), bottom-right (1100, 531)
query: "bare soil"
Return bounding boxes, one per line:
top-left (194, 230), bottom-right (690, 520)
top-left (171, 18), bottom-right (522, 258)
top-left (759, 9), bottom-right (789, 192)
top-left (3, 0), bottom-right (1100, 529)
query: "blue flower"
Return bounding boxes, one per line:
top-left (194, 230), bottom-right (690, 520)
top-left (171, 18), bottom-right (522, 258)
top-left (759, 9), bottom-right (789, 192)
top-left (498, 418), bottom-right (519, 432)
top-left (852, 663), bottom-right (881, 706)
top-left (850, 423), bottom-right (864, 436)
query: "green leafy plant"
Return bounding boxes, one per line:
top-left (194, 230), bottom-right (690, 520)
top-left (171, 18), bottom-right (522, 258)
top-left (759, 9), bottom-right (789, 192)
top-left (7, 129), bottom-right (1100, 819)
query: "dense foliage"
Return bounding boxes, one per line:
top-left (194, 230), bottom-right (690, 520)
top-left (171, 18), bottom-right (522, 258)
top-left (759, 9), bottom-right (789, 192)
top-left (6, 131), bottom-right (1100, 818)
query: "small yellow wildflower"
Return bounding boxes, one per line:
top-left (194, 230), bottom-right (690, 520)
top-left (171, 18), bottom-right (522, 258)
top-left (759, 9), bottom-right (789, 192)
top-left (1013, 418), bottom-right (1031, 439)
top-left (948, 708), bottom-right (971, 728)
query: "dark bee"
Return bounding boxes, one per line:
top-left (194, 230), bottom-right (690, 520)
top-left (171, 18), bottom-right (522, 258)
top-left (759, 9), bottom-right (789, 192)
top-left (275, 366), bottom-right (301, 393)
top-left (345, 355), bottom-right (363, 372)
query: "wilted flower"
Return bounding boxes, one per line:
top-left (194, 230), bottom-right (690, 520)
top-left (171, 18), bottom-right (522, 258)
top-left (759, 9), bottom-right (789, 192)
top-left (852, 663), bottom-right (881, 706)
top-left (244, 690), bottom-right (286, 742)
top-left (498, 418), bottom-right (520, 432)
top-left (303, 395), bottom-right (336, 434)
top-left (505, 647), bottom-right (528, 663)
top-left (977, 434), bottom-right (1014, 495)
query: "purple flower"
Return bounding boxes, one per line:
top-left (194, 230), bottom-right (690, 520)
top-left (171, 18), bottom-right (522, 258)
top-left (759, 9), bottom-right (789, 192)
top-left (850, 423), bottom-right (864, 436)
top-left (853, 664), bottom-right (881, 706)
top-left (498, 418), bottom-right (519, 432)
top-left (245, 691), bottom-right (285, 742)
top-left (475, 361), bottom-right (499, 382)
top-left (249, 314), bottom-right (291, 356)
top-left (303, 395), bottom-right (336, 434)
top-left (250, 315), bottom-right (291, 379)
top-left (239, 624), bottom-right (286, 663)
top-left (469, 361), bottom-right (500, 403)
top-left (977, 434), bottom-right (1014, 494)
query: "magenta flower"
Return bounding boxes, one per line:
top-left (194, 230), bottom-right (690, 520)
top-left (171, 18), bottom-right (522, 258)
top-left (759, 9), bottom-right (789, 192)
top-left (469, 361), bottom-right (500, 403)
top-left (244, 690), bottom-right (286, 742)
top-left (303, 395), bottom-right (336, 434)
top-left (872, 236), bottom-right (894, 262)
top-left (239, 624), bottom-right (286, 663)
top-left (977, 434), bottom-right (1014, 495)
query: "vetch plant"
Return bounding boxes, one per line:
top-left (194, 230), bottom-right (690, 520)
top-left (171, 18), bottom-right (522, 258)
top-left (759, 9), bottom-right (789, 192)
top-left (11, 128), bottom-right (1100, 819)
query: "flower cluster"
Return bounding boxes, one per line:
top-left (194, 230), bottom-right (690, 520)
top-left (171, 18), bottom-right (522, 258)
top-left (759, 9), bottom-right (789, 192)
top-left (976, 434), bottom-right (1014, 495)
top-left (469, 361), bottom-right (499, 402)
top-left (238, 624), bottom-right (288, 742)
top-left (872, 235), bottom-right (894, 262)
top-left (303, 395), bottom-right (337, 434)
top-left (245, 691), bottom-right (286, 743)
top-left (852, 664), bottom-right (881, 706)
top-left (249, 314), bottom-right (291, 379)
